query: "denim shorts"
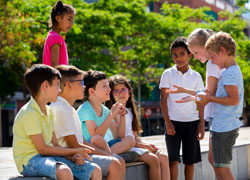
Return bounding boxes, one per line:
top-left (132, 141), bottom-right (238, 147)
top-left (90, 154), bottom-right (112, 177)
top-left (21, 154), bottom-right (96, 180)
top-left (211, 128), bottom-right (239, 167)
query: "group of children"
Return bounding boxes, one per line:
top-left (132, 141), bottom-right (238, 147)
top-left (160, 29), bottom-right (243, 180)
top-left (12, 0), bottom-right (243, 180)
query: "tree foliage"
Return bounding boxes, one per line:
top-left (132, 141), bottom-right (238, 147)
top-left (0, 0), bottom-right (250, 104)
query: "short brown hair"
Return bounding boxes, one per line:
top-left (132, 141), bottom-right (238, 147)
top-left (24, 64), bottom-right (61, 97)
top-left (205, 32), bottom-right (236, 56)
top-left (55, 65), bottom-right (84, 91)
top-left (84, 70), bottom-right (107, 100)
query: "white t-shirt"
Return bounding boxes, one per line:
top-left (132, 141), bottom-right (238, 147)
top-left (50, 96), bottom-right (84, 147)
top-left (124, 108), bottom-right (149, 156)
top-left (125, 108), bottom-right (135, 139)
top-left (159, 65), bottom-right (205, 122)
top-left (205, 60), bottom-right (224, 120)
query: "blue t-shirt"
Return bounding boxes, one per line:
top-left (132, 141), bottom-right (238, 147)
top-left (77, 101), bottom-right (114, 142)
top-left (211, 65), bottom-right (243, 132)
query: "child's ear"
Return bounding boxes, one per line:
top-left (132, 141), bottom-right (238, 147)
top-left (220, 47), bottom-right (227, 55)
top-left (55, 15), bottom-right (62, 23)
top-left (89, 87), bottom-right (95, 96)
top-left (188, 52), bottom-right (193, 59)
top-left (41, 80), bottom-right (49, 91)
top-left (64, 81), bottom-right (72, 89)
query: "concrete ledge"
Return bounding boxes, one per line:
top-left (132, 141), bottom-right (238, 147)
top-left (125, 162), bottom-right (148, 180)
top-left (8, 162), bottom-right (148, 180)
top-left (3, 127), bottom-right (250, 180)
top-left (9, 177), bottom-right (50, 180)
top-left (176, 144), bottom-right (250, 180)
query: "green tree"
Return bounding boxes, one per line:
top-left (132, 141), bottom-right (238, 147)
top-left (1, 0), bottom-right (250, 106)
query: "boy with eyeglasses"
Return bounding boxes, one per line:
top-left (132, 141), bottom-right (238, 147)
top-left (50, 65), bottom-right (125, 179)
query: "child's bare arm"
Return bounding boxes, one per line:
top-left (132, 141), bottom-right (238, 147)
top-left (196, 104), bottom-right (205, 140)
top-left (116, 107), bottom-right (126, 138)
top-left (50, 44), bottom-right (60, 67)
top-left (207, 76), bottom-right (219, 96)
top-left (30, 133), bottom-right (91, 160)
top-left (64, 135), bottom-right (94, 151)
top-left (86, 102), bottom-right (121, 137)
top-left (64, 134), bottom-right (111, 156)
top-left (166, 84), bottom-right (196, 96)
top-left (199, 85), bottom-right (239, 106)
top-left (160, 88), bottom-right (175, 136)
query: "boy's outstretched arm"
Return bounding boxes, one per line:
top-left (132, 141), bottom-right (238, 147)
top-left (64, 134), bottom-right (111, 156)
top-left (160, 88), bottom-right (176, 136)
top-left (198, 85), bottom-right (239, 106)
top-left (166, 84), bottom-right (196, 96)
top-left (30, 132), bottom-right (91, 161)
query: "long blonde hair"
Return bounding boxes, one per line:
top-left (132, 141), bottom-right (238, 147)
top-left (187, 28), bottom-right (214, 47)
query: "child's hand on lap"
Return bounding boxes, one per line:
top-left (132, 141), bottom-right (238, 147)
top-left (76, 148), bottom-right (93, 161)
top-left (150, 144), bottom-right (159, 153)
top-left (72, 153), bottom-right (85, 165)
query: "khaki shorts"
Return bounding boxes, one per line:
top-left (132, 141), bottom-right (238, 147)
top-left (211, 128), bottom-right (239, 167)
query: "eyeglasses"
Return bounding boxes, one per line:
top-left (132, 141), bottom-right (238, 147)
top-left (112, 88), bottom-right (129, 95)
top-left (64, 79), bottom-right (84, 86)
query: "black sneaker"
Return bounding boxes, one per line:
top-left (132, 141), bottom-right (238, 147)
top-left (119, 151), bottom-right (139, 163)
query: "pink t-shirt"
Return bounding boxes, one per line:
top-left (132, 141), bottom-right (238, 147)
top-left (43, 31), bottom-right (68, 66)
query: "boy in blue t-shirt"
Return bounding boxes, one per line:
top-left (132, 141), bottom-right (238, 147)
top-left (198, 32), bottom-right (243, 180)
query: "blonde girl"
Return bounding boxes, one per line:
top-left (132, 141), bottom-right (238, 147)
top-left (106, 75), bottom-right (170, 180)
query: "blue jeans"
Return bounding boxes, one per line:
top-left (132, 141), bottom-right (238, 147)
top-left (22, 154), bottom-right (96, 180)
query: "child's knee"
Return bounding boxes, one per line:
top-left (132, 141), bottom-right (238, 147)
top-left (159, 153), bottom-right (169, 163)
top-left (91, 165), bottom-right (102, 180)
top-left (150, 154), bottom-right (160, 166)
top-left (91, 135), bottom-right (105, 144)
top-left (56, 164), bottom-right (73, 180)
top-left (118, 157), bottom-right (126, 169)
top-left (109, 158), bottom-right (122, 173)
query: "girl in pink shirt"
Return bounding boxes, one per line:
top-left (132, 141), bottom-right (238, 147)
top-left (43, 0), bottom-right (75, 67)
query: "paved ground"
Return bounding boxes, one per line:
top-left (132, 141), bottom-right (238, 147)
top-left (1, 127), bottom-right (249, 180)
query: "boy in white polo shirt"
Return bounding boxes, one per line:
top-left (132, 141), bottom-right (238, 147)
top-left (160, 37), bottom-right (205, 180)
top-left (50, 65), bottom-right (125, 180)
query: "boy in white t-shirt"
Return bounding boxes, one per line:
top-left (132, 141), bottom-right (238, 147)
top-left (50, 65), bottom-right (125, 179)
top-left (160, 37), bottom-right (205, 180)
